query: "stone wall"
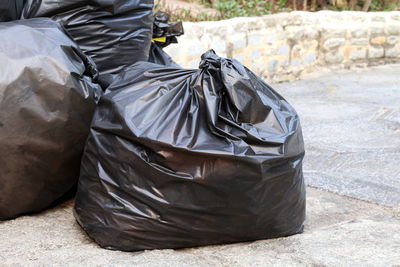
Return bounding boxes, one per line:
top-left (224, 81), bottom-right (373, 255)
top-left (165, 11), bottom-right (400, 82)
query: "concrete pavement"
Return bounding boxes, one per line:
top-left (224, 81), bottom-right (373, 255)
top-left (275, 63), bottom-right (400, 206)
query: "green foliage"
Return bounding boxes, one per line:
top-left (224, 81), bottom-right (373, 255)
top-left (215, 0), bottom-right (271, 19)
top-left (155, 0), bottom-right (400, 22)
top-left (370, 0), bottom-right (380, 10)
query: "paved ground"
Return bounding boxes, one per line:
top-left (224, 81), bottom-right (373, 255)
top-left (274, 64), bottom-right (400, 206)
top-left (1, 64), bottom-right (400, 266)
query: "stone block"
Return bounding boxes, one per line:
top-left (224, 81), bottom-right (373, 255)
top-left (264, 34), bottom-right (276, 45)
top-left (303, 53), bottom-right (317, 64)
top-left (286, 26), bottom-right (305, 42)
top-left (279, 45), bottom-right (290, 55)
top-left (250, 50), bottom-right (261, 60)
top-left (291, 58), bottom-right (302, 67)
top-left (371, 15), bottom-right (386, 22)
top-left (187, 43), bottom-right (205, 58)
top-left (305, 28), bottom-right (320, 39)
top-left (291, 44), bottom-right (302, 58)
top-left (303, 40), bottom-right (318, 50)
top-left (387, 36), bottom-right (399, 46)
top-left (203, 21), bottom-right (228, 37)
top-left (229, 18), bottom-right (254, 34)
top-left (244, 19), bottom-right (265, 32)
top-left (181, 22), bottom-right (203, 39)
top-left (268, 60), bottom-right (278, 72)
top-left (282, 58), bottom-right (290, 67)
top-left (369, 47), bottom-right (384, 58)
top-left (351, 28), bottom-right (368, 38)
top-left (278, 31), bottom-right (288, 40)
top-left (370, 36), bottom-right (386, 45)
top-left (370, 26), bottom-right (385, 35)
top-left (325, 51), bottom-right (343, 64)
top-left (248, 33), bottom-right (262, 46)
top-left (200, 34), bottom-right (212, 48)
top-left (350, 48), bottom-right (367, 60)
top-left (386, 24), bottom-right (400, 35)
top-left (385, 47), bottom-right (400, 58)
top-left (228, 34), bottom-right (247, 50)
top-left (391, 14), bottom-right (400, 21)
top-left (351, 38), bottom-right (369, 45)
top-left (321, 27), bottom-right (347, 38)
top-left (233, 53), bottom-right (244, 62)
top-left (351, 13), bottom-right (368, 22)
top-left (323, 38), bottom-right (346, 50)
top-left (262, 15), bottom-right (278, 28)
top-left (283, 13), bottom-right (304, 26)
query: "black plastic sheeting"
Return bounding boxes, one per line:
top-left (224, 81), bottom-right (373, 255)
top-left (152, 11), bottom-right (184, 48)
top-left (74, 50), bottom-right (306, 251)
top-left (148, 11), bottom-right (183, 67)
top-left (0, 0), bottom-right (25, 21)
top-left (148, 43), bottom-right (180, 67)
top-left (0, 18), bottom-right (102, 220)
top-left (21, 0), bottom-right (154, 87)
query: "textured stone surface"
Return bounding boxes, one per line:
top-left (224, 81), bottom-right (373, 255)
top-left (369, 47), bottom-right (385, 58)
top-left (386, 47), bottom-right (400, 57)
top-left (323, 38), bottom-right (346, 50)
top-left (325, 51), bottom-right (344, 63)
top-left (370, 36), bottom-right (386, 45)
top-left (350, 47), bottom-right (367, 60)
top-left (165, 11), bottom-right (400, 82)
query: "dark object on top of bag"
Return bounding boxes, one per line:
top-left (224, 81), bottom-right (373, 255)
top-left (149, 11), bottom-right (184, 67)
top-left (0, 0), bottom-right (25, 21)
top-left (0, 18), bottom-right (102, 220)
top-left (152, 11), bottom-right (184, 48)
top-left (74, 50), bottom-right (306, 251)
top-left (21, 0), bottom-right (154, 88)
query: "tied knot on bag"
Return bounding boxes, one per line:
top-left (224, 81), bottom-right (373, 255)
top-left (199, 50), bottom-right (270, 124)
top-left (199, 50), bottom-right (222, 69)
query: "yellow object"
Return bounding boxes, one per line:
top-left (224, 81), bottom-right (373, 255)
top-left (152, 37), bottom-right (167, 43)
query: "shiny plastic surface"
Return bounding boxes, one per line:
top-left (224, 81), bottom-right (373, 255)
top-left (152, 11), bottom-right (184, 48)
top-left (74, 50), bottom-right (306, 251)
top-left (148, 11), bottom-right (183, 67)
top-left (0, 18), bottom-right (102, 220)
top-left (21, 0), bottom-right (154, 86)
top-left (148, 43), bottom-right (181, 67)
top-left (0, 0), bottom-right (25, 21)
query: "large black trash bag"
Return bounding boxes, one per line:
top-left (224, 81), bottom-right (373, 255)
top-left (0, 18), bottom-right (102, 220)
top-left (0, 0), bottom-right (25, 21)
top-left (74, 50), bottom-right (306, 251)
top-left (21, 0), bottom-right (154, 87)
top-left (148, 43), bottom-right (181, 68)
top-left (149, 11), bottom-right (184, 67)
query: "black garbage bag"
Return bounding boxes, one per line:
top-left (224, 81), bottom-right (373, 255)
top-left (21, 0), bottom-right (154, 87)
top-left (152, 11), bottom-right (184, 49)
top-left (148, 43), bottom-right (180, 68)
top-left (0, 18), bottom-right (102, 220)
top-left (74, 50), bottom-right (305, 251)
top-left (148, 11), bottom-right (184, 67)
top-left (0, 0), bottom-right (25, 21)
